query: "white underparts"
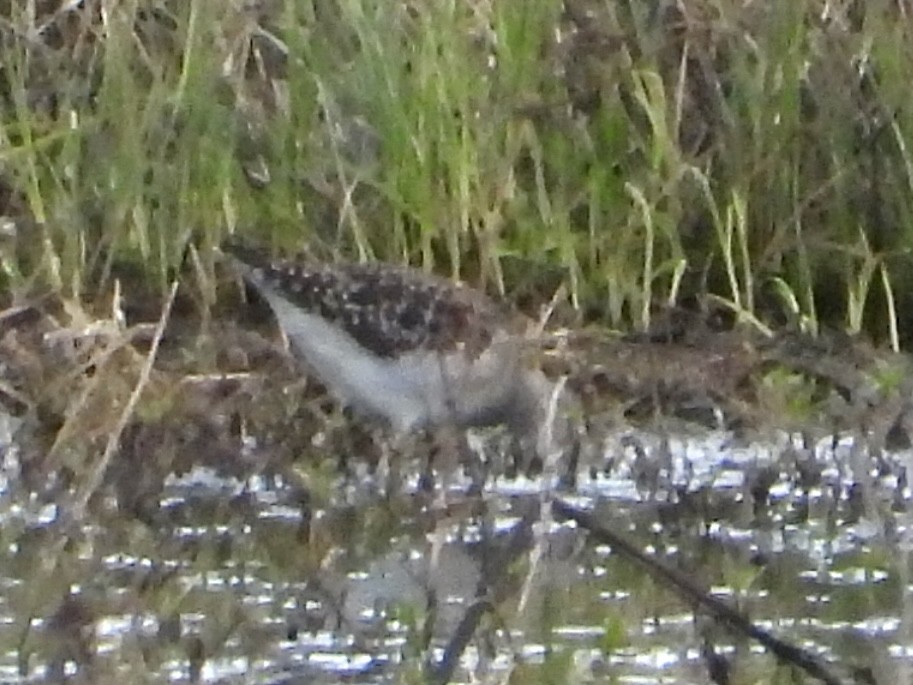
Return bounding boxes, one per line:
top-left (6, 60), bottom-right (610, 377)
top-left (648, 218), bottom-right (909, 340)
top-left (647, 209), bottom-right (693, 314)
top-left (257, 285), bottom-right (548, 438)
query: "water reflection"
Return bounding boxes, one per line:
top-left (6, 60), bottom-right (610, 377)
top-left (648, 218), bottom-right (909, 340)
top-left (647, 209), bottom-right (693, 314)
top-left (0, 422), bottom-right (909, 683)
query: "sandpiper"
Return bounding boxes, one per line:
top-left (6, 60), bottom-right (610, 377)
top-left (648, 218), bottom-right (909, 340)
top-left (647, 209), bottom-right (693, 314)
top-left (222, 242), bottom-right (555, 456)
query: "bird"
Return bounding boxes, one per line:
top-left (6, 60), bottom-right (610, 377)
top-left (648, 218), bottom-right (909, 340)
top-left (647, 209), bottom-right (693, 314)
top-left (221, 241), bottom-right (558, 460)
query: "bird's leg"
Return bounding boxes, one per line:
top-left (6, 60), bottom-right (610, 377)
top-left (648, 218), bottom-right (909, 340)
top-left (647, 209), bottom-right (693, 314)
top-left (427, 352), bottom-right (486, 494)
top-left (380, 428), bottom-right (416, 499)
top-left (430, 422), bottom-right (484, 497)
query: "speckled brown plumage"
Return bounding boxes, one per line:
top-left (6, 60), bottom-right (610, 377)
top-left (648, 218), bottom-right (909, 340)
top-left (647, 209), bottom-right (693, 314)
top-left (224, 242), bottom-right (515, 358)
top-left (221, 240), bottom-right (553, 441)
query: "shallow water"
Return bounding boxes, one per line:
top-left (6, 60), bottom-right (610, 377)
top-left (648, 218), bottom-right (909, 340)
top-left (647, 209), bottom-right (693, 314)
top-left (0, 418), bottom-right (909, 684)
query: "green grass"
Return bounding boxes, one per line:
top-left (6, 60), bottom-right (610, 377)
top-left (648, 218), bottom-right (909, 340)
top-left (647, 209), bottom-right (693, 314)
top-left (1, 0), bottom-right (913, 346)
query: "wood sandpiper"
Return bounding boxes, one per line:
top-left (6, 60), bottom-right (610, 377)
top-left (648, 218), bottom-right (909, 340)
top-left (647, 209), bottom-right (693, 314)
top-left (222, 242), bottom-right (557, 459)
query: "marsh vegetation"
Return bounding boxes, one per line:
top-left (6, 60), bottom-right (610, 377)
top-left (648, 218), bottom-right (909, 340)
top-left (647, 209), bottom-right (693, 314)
top-left (1, 1), bottom-right (913, 683)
